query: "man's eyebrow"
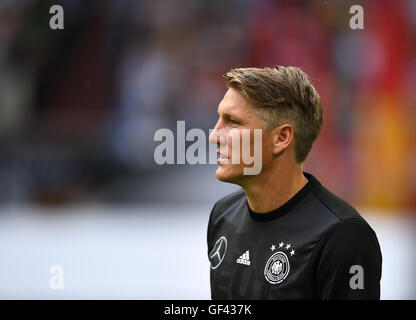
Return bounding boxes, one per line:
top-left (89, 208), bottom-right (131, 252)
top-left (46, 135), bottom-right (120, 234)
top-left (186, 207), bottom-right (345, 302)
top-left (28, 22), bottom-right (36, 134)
top-left (217, 107), bottom-right (236, 118)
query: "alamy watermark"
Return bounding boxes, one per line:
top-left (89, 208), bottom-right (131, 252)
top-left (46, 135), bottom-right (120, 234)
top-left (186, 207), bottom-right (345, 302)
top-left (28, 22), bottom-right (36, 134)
top-left (349, 264), bottom-right (364, 290)
top-left (49, 5), bottom-right (64, 30)
top-left (154, 121), bottom-right (263, 175)
top-left (349, 5), bottom-right (364, 30)
top-left (49, 264), bottom-right (64, 290)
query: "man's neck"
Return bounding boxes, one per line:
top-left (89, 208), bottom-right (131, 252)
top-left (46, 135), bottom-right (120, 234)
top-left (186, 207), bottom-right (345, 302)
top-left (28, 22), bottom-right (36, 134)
top-left (243, 164), bottom-right (308, 214)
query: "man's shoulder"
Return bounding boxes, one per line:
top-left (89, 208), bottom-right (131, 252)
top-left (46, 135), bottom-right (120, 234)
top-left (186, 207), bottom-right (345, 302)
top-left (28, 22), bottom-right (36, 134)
top-left (311, 181), bottom-right (379, 243)
top-left (214, 188), bottom-right (246, 210)
top-left (208, 188), bottom-right (245, 223)
top-left (312, 181), bottom-right (363, 222)
top-left (207, 189), bottom-right (246, 243)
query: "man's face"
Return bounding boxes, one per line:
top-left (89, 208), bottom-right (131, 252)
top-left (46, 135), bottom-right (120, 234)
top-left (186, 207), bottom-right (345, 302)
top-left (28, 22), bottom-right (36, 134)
top-left (209, 88), bottom-right (274, 184)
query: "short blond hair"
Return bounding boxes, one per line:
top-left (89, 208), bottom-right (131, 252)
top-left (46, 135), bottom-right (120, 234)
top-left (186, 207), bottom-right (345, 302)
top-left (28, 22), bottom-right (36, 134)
top-left (224, 66), bottom-right (323, 163)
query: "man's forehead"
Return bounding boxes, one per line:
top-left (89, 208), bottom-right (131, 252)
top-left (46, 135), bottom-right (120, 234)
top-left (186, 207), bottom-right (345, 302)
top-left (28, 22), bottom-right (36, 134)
top-left (218, 88), bottom-right (253, 114)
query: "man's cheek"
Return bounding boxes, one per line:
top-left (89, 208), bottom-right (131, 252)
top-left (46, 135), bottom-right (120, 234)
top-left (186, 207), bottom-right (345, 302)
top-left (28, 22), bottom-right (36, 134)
top-left (229, 128), bottom-right (242, 164)
top-left (242, 129), bottom-right (262, 175)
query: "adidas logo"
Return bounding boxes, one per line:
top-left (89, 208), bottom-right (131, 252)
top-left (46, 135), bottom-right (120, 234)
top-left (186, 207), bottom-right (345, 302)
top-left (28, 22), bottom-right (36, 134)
top-left (236, 250), bottom-right (251, 266)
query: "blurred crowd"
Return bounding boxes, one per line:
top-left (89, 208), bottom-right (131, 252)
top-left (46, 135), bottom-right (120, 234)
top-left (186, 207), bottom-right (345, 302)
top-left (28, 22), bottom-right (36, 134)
top-left (0, 0), bottom-right (415, 211)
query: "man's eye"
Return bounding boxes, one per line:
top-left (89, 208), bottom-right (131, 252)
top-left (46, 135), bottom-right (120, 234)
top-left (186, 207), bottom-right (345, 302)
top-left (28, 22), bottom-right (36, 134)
top-left (230, 119), bottom-right (239, 125)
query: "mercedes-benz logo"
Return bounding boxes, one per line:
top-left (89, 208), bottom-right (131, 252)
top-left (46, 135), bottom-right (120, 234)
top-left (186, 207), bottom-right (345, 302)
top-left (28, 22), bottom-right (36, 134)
top-left (209, 236), bottom-right (227, 269)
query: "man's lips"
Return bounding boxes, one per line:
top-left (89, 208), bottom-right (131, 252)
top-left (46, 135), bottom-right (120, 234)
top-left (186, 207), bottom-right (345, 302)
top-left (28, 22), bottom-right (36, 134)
top-left (217, 151), bottom-right (230, 160)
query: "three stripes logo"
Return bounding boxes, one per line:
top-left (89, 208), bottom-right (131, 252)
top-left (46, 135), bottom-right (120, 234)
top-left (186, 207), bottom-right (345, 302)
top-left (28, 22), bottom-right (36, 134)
top-left (236, 250), bottom-right (251, 266)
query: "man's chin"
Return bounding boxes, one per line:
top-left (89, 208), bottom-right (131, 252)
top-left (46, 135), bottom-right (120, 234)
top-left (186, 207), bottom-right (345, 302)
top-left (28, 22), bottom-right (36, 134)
top-left (215, 167), bottom-right (242, 184)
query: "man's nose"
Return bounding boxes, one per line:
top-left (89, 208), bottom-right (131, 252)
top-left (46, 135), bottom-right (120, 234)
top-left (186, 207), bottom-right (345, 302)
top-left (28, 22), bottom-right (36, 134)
top-left (209, 121), bottom-right (221, 145)
top-left (209, 130), bottom-right (219, 145)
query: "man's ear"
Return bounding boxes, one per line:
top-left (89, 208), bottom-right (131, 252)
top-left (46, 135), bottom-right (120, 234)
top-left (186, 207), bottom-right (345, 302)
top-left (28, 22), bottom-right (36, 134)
top-left (271, 124), bottom-right (294, 155)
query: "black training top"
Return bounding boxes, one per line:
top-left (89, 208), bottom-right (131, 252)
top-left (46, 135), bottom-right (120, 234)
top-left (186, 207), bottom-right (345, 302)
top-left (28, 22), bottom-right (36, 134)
top-left (207, 172), bottom-right (382, 299)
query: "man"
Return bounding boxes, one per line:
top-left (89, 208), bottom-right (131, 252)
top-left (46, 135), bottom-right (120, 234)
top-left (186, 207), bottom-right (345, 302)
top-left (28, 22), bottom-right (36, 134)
top-left (207, 66), bottom-right (382, 299)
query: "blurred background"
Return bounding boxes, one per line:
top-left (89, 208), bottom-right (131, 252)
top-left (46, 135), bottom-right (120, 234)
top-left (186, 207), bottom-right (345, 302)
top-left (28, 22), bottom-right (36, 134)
top-left (0, 0), bottom-right (415, 299)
